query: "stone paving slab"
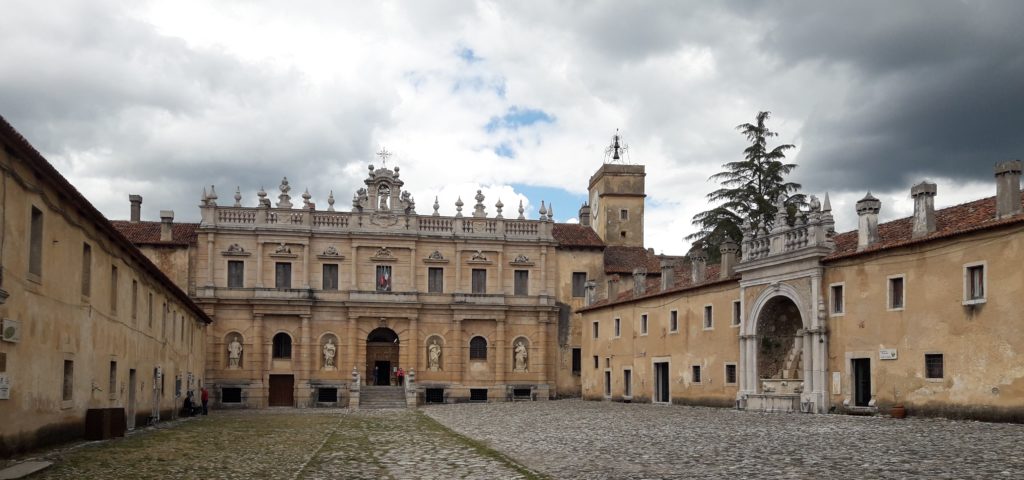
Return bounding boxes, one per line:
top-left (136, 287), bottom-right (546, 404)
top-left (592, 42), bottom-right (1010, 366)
top-left (424, 399), bottom-right (1024, 480)
top-left (28, 409), bottom-right (538, 480)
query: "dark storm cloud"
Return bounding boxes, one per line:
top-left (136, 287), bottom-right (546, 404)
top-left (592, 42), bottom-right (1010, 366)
top-left (749, 1), bottom-right (1024, 190)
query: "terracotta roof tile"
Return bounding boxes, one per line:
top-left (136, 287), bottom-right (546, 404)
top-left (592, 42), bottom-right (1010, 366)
top-left (603, 246), bottom-right (681, 274)
top-left (583, 263), bottom-right (736, 311)
top-left (109, 221), bottom-right (199, 246)
top-left (552, 223), bottom-right (604, 248)
top-left (825, 192), bottom-right (1024, 261)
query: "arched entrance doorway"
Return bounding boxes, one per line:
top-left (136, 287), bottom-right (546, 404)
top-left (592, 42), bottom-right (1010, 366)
top-left (755, 296), bottom-right (803, 394)
top-left (366, 327), bottom-right (399, 386)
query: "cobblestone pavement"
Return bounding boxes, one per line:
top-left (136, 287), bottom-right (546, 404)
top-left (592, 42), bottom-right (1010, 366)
top-left (425, 399), bottom-right (1024, 479)
top-left (29, 409), bottom-right (538, 480)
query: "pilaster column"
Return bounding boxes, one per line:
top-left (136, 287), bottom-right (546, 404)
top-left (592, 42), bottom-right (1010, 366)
top-left (802, 332), bottom-right (812, 392)
top-left (452, 318), bottom-right (463, 384)
top-left (497, 251), bottom-right (504, 295)
top-left (495, 318), bottom-right (507, 385)
top-left (349, 245), bottom-right (357, 290)
top-left (737, 336), bottom-right (748, 394)
top-left (303, 241), bottom-right (311, 289)
top-left (537, 315), bottom-right (548, 385)
top-left (206, 233), bottom-right (215, 287)
top-left (540, 246), bottom-right (548, 296)
top-left (255, 241), bottom-right (264, 288)
top-left (347, 316), bottom-right (357, 373)
top-left (408, 316), bottom-right (419, 372)
top-left (410, 244), bottom-right (417, 291)
top-left (455, 249), bottom-right (462, 292)
top-left (300, 314), bottom-right (311, 378)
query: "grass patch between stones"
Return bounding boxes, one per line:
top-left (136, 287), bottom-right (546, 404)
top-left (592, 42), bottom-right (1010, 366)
top-left (415, 411), bottom-right (549, 480)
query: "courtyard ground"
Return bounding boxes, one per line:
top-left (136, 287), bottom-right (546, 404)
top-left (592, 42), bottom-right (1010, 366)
top-left (10, 400), bottom-right (1024, 479)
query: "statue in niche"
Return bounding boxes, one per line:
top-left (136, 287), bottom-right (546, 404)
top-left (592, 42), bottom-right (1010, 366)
top-left (322, 338), bottom-right (337, 369)
top-left (227, 336), bottom-right (243, 368)
top-left (378, 185), bottom-right (391, 210)
top-left (513, 340), bottom-right (528, 372)
top-left (427, 339), bottom-right (442, 371)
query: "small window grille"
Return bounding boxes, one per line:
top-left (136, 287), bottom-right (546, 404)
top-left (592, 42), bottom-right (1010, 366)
top-left (470, 389), bottom-right (488, 402)
top-left (692, 365), bottom-right (702, 384)
top-left (925, 354), bottom-right (944, 379)
top-left (614, 318), bottom-right (621, 337)
top-left (725, 364), bottom-right (737, 384)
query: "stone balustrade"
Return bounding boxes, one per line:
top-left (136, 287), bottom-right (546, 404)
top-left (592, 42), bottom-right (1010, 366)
top-left (740, 195), bottom-right (836, 262)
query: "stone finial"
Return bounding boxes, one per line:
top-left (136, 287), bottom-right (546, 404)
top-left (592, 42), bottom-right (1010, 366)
top-left (632, 267), bottom-right (647, 296)
top-left (455, 196), bottom-right (464, 218)
top-left (820, 192), bottom-right (835, 235)
top-left (160, 210), bottom-right (174, 242)
top-left (207, 185), bottom-right (218, 206)
top-left (495, 198), bottom-right (504, 219)
top-left (911, 181), bottom-right (937, 239)
top-left (327, 190), bottom-right (336, 211)
top-left (302, 188), bottom-right (312, 209)
top-left (771, 193), bottom-right (789, 232)
top-left (233, 187), bottom-right (242, 207)
top-left (719, 240), bottom-right (740, 279)
top-left (473, 189), bottom-right (487, 218)
top-left (432, 196), bottom-right (440, 216)
top-left (548, 204), bottom-right (554, 222)
top-left (994, 160), bottom-right (1022, 219)
top-left (517, 200), bottom-right (525, 220)
top-left (200, 187), bottom-right (208, 206)
top-left (277, 177), bottom-right (293, 208)
top-left (856, 192), bottom-right (881, 250)
top-left (539, 201), bottom-right (547, 221)
top-left (688, 245), bottom-right (708, 283)
top-left (257, 186), bottom-right (269, 207)
top-left (660, 259), bottom-right (675, 291)
top-left (578, 202), bottom-right (591, 227)
top-left (129, 194), bottom-right (142, 223)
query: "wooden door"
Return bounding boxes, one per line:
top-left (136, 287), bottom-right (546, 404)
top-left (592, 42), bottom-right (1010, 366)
top-left (268, 375), bottom-right (294, 406)
top-left (366, 345), bottom-right (399, 384)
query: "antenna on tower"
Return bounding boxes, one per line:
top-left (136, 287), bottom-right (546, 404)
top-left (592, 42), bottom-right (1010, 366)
top-left (604, 129), bottom-right (629, 164)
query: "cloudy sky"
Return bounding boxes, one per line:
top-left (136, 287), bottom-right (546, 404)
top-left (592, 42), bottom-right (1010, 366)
top-left (2, 0), bottom-right (1022, 254)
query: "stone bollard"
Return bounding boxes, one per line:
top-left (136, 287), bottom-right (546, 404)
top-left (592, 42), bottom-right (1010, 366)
top-left (349, 366), bottom-right (360, 410)
top-left (405, 368), bottom-right (418, 408)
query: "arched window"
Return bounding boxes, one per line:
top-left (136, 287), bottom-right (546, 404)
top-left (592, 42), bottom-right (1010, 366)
top-left (272, 332), bottom-right (292, 358)
top-left (469, 336), bottom-right (488, 360)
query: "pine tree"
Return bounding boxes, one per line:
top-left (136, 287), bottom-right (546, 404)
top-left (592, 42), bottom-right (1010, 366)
top-left (687, 111), bottom-right (804, 256)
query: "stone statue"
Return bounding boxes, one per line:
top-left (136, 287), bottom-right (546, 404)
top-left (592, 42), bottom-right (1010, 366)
top-left (513, 340), bottom-right (528, 372)
top-left (428, 340), bottom-right (442, 371)
top-left (322, 338), bottom-right (337, 369)
top-left (274, 242), bottom-right (291, 254)
top-left (378, 185), bottom-right (391, 210)
top-left (228, 336), bottom-right (243, 368)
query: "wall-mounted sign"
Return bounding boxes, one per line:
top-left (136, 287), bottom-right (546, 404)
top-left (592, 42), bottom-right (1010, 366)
top-left (879, 348), bottom-right (898, 360)
top-left (0, 373), bottom-right (10, 400)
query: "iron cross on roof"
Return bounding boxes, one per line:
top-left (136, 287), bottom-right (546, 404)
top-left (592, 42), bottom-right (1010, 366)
top-left (376, 147), bottom-right (393, 167)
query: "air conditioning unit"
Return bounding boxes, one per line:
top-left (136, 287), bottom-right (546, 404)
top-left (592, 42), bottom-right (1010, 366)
top-left (1, 319), bottom-right (20, 343)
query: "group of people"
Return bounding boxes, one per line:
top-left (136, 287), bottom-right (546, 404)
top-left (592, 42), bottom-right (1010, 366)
top-left (183, 386), bottom-right (210, 417)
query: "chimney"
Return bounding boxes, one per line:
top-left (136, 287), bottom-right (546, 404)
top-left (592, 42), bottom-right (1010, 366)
top-left (578, 202), bottom-right (591, 227)
top-left (688, 245), bottom-right (708, 283)
top-left (129, 194), bottom-right (143, 223)
top-left (160, 210), bottom-right (174, 242)
top-left (856, 193), bottom-right (881, 250)
top-left (607, 277), bottom-right (620, 301)
top-left (994, 160), bottom-right (1022, 219)
top-left (584, 280), bottom-right (597, 306)
top-left (632, 267), bottom-right (647, 296)
top-left (660, 259), bottom-right (675, 291)
top-left (910, 181), bottom-right (937, 239)
top-left (719, 240), bottom-right (739, 279)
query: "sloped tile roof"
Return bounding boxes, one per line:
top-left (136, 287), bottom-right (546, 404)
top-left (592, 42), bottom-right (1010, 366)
top-left (604, 246), bottom-right (673, 274)
top-left (825, 192), bottom-right (1024, 261)
top-left (583, 262), bottom-right (736, 311)
top-left (552, 223), bottom-right (605, 249)
top-left (109, 220), bottom-right (199, 246)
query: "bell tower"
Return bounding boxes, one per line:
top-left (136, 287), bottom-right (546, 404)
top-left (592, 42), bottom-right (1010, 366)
top-left (587, 131), bottom-right (646, 247)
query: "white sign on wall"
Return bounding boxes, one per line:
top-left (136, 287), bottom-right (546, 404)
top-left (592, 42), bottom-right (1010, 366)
top-left (0, 373), bottom-right (10, 400)
top-left (831, 371), bottom-right (841, 395)
top-left (879, 348), bottom-right (898, 360)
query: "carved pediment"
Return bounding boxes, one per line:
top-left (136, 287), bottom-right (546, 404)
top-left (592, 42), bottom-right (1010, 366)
top-left (467, 249), bottom-right (493, 265)
top-left (222, 243), bottom-right (251, 256)
top-left (371, 246), bottom-right (398, 262)
top-left (317, 245), bottom-right (345, 261)
top-left (269, 242), bottom-right (298, 258)
top-left (509, 254), bottom-right (534, 266)
top-left (424, 250), bottom-right (449, 264)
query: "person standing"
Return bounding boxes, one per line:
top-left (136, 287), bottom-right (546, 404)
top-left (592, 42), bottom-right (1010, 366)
top-left (200, 386), bottom-right (210, 415)
top-left (396, 367), bottom-right (405, 386)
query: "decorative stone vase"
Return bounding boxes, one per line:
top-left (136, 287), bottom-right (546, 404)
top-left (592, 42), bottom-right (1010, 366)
top-left (890, 403), bottom-right (906, 419)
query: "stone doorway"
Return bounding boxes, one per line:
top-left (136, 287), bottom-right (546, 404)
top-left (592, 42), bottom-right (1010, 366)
top-left (366, 327), bottom-right (399, 386)
top-left (653, 361), bottom-right (670, 403)
top-left (268, 374), bottom-right (294, 406)
top-left (755, 296), bottom-right (803, 394)
top-left (852, 358), bottom-right (871, 407)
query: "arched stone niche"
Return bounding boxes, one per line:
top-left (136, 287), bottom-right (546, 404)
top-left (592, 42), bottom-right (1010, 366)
top-left (320, 333), bottom-right (339, 370)
top-left (225, 332), bottom-right (244, 369)
top-left (512, 336), bottom-right (530, 372)
top-left (425, 335), bottom-right (444, 372)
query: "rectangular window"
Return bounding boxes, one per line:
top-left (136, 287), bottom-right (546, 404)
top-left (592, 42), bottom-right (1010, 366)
top-left (614, 318), bottom-right (621, 337)
top-left (669, 310), bottom-right (679, 333)
top-left (322, 263), bottom-right (338, 290)
top-left (162, 303), bottom-right (168, 339)
top-left (81, 243), bottom-right (92, 296)
top-left (604, 371), bottom-right (612, 397)
top-left (131, 280), bottom-right (138, 321)
top-left (831, 284), bottom-right (845, 314)
top-left (376, 265), bottom-right (392, 292)
top-left (889, 276), bottom-right (905, 310)
top-left (514, 270), bottom-right (529, 296)
top-left (471, 268), bottom-right (486, 293)
top-left (110, 266), bottom-right (118, 314)
top-left (571, 348), bottom-right (582, 375)
top-left (925, 354), bottom-right (944, 379)
top-left (732, 300), bottom-right (741, 326)
top-left (593, 355), bottom-right (599, 369)
top-left (703, 305), bottom-right (713, 329)
top-left (619, 209), bottom-right (628, 220)
top-left (275, 262), bottom-right (291, 289)
top-left (725, 364), bottom-right (737, 385)
top-left (640, 314), bottom-right (648, 335)
top-left (108, 361), bottom-right (117, 398)
top-left (428, 267), bottom-right (444, 293)
top-left (62, 360), bottom-right (74, 401)
top-left (29, 206), bottom-right (43, 278)
top-left (623, 369), bottom-right (633, 397)
top-left (692, 365), bottom-right (702, 384)
top-left (148, 292), bottom-right (154, 328)
top-left (965, 264), bottom-right (985, 302)
top-left (228, 260), bottom-right (245, 288)
top-left (571, 272), bottom-right (587, 297)
top-left (592, 321), bottom-right (599, 339)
